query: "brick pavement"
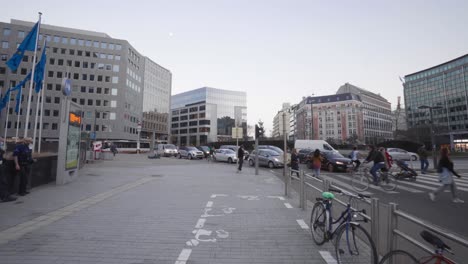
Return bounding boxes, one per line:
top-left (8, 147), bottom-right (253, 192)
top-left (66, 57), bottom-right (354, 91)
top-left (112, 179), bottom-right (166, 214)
top-left (0, 154), bottom-right (335, 264)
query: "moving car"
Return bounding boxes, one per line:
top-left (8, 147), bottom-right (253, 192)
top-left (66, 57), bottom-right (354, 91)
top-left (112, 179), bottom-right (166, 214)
top-left (248, 149), bottom-right (284, 168)
top-left (178, 146), bottom-right (204, 159)
top-left (155, 144), bottom-right (178, 157)
top-left (387, 148), bottom-right (419, 161)
top-left (220, 145), bottom-right (249, 160)
top-left (213, 149), bottom-right (238, 163)
top-left (197, 146), bottom-right (211, 158)
top-left (307, 150), bottom-right (353, 172)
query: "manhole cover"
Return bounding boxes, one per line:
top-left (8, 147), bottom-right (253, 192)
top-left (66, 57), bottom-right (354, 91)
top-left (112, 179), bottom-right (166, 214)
top-left (151, 174), bottom-right (163, 178)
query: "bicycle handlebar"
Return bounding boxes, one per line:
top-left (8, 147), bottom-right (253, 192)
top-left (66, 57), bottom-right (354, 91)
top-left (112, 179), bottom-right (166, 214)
top-left (328, 187), bottom-right (371, 199)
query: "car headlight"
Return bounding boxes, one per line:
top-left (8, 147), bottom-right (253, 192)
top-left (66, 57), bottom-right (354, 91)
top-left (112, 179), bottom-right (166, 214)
top-left (273, 158), bottom-right (279, 162)
top-left (336, 161), bottom-right (344, 165)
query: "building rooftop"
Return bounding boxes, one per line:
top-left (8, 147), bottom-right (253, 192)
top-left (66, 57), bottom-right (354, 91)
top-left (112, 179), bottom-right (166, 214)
top-left (10, 19), bottom-right (112, 38)
top-left (301, 92), bottom-right (361, 105)
top-left (405, 53), bottom-right (468, 78)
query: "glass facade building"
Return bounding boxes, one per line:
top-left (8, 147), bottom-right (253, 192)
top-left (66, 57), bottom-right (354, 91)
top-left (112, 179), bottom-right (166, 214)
top-left (404, 54), bottom-right (468, 150)
top-left (171, 87), bottom-right (247, 145)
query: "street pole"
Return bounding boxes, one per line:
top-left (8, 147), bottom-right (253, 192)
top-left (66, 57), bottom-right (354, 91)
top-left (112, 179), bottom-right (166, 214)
top-left (283, 112), bottom-right (288, 197)
top-left (310, 102), bottom-right (313, 140)
top-left (93, 110), bottom-right (97, 141)
top-left (430, 109), bottom-right (437, 169)
top-left (255, 137), bottom-right (259, 175)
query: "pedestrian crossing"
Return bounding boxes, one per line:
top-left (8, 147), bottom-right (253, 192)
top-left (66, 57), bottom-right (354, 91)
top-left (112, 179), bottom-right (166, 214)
top-left (307, 172), bottom-right (468, 195)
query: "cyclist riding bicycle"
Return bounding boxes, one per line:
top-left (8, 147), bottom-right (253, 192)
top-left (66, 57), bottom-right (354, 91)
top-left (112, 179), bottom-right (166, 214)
top-left (364, 145), bottom-right (386, 185)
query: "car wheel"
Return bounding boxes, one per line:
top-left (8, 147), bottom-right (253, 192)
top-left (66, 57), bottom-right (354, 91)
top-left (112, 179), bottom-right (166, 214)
top-left (249, 159), bottom-right (254, 166)
top-left (189, 154), bottom-right (193, 160)
top-left (412, 155), bottom-right (417, 161)
top-left (328, 164), bottom-right (334, 173)
top-left (268, 161), bottom-right (275, 169)
top-left (228, 158), bottom-right (233, 164)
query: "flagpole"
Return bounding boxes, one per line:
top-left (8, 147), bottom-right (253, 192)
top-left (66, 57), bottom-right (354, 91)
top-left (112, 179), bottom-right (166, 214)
top-left (3, 92), bottom-right (11, 150)
top-left (38, 83), bottom-right (45, 153)
top-left (32, 39), bottom-right (46, 152)
top-left (15, 87), bottom-right (22, 140)
top-left (23, 12), bottom-right (42, 138)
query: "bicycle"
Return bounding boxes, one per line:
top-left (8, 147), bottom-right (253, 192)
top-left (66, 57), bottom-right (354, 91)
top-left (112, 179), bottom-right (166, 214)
top-left (351, 163), bottom-right (398, 192)
top-left (310, 187), bottom-right (378, 264)
top-left (379, 230), bottom-right (455, 264)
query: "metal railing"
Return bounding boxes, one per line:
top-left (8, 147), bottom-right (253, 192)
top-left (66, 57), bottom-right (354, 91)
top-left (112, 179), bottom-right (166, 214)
top-left (286, 168), bottom-right (468, 260)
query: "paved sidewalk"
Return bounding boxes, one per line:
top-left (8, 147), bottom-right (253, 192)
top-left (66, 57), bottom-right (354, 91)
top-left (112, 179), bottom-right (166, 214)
top-left (0, 155), bottom-right (334, 264)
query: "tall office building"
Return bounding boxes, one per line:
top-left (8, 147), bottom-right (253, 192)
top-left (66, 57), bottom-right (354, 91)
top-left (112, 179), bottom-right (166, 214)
top-left (337, 83), bottom-right (393, 144)
top-left (296, 93), bottom-right (364, 143)
top-left (141, 57), bottom-right (172, 144)
top-left (272, 103), bottom-right (291, 138)
top-left (0, 19), bottom-right (150, 142)
top-left (404, 54), bottom-right (468, 151)
top-left (170, 87), bottom-right (247, 145)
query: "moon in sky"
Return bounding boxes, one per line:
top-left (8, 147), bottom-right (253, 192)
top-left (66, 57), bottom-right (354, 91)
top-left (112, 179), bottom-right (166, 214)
top-left (169, 32), bottom-right (174, 37)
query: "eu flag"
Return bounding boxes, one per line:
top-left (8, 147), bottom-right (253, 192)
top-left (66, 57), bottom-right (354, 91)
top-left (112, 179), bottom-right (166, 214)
top-left (14, 72), bottom-right (32, 113)
top-left (6, 22), bottom-right (39, 72)
top-left (0, 90), bottom-right (11, 111)
top-left (34, 42), bottom-right (47, 93)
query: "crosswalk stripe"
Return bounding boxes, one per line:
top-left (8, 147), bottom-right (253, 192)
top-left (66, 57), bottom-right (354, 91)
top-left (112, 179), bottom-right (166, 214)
top-left (413, 178), bottom-right (468, 192)
top-left (329, 174), bottom-right (386, 195)
top-left (418, 174), bottom-right (468, 186)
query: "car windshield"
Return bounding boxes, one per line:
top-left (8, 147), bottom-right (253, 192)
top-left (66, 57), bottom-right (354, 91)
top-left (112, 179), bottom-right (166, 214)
top-left (164, 144), bottom-right (176, 149)
top-left (200, 146), bottom-right (209, 151)
top-left (263, 150), bottom-right (280, 156)
top-left (325, 152), bottom-right (345, 159)
top-left (269, 146), bottom-right (283, 153)
top-left (224, 149), bottom-right (235, 154)
top-left (187, 147), bottom-right (198, 151)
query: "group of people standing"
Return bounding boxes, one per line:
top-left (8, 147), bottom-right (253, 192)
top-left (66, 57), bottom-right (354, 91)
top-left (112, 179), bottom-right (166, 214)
top-left (289, 144), bottom-right (464, 204)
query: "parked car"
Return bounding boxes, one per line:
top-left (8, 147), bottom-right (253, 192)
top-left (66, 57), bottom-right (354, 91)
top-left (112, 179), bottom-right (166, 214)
top-left (297, 148), bottom-right (313, 163)
top-left (213, 149), bottom-right (238, 163)
top-left (197, 146), bottom-right (211, 158)
top-left (178, 146), bottom-right (204, 159)
top-left (258, 145), bottom-right (291, 164)
top-left (155, 144), bottom-right (178, 157)
top-left (220, 145), bottom-right (249, 160)
top-left (307, 150), bottom-right (353, 172)
top-left (248, 149), bottom-right (284, 168)
top-left (387, 148), bottom-right (419, 161)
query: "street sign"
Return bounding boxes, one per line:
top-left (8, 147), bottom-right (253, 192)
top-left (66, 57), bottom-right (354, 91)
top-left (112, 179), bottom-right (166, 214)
top-left (90, 132), bottom-right (96, 140)
top-left (232, 127), bottom-right (243, 139)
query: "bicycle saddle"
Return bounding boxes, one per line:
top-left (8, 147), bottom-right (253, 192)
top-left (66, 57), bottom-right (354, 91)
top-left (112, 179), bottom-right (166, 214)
top-left (321, 192), bottom-right (335, 200)
top-left (420, 231), bottom-right (451, 251)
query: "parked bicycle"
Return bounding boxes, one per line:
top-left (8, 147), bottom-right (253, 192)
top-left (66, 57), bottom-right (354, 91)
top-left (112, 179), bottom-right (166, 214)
top-left (310, 187), bottom-right (378, 264)
top-left (351, 163), bottom-right (398, 192)
top-left (379, 230), bottom-right (455, 264)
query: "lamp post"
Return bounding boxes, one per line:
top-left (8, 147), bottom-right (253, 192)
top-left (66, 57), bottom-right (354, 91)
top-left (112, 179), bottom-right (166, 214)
top-left (418, 105), bottom-right (442, 169)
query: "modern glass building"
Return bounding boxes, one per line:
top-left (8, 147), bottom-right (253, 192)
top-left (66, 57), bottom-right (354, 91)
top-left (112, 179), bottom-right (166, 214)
top-left (170, 87), bottom-right (247, 145)
top-left (404, 54), bottom-right (468, 150)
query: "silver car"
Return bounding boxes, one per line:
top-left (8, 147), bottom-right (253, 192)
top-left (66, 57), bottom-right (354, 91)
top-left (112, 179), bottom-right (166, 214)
top-left (213, 149), bottom-right (238, 163)
top-left (387, 148), bottom-right (419, 161)
top-left (248, 149), bottom-right (284, 168)
top-left (178, 146), bottom-right (204, 159)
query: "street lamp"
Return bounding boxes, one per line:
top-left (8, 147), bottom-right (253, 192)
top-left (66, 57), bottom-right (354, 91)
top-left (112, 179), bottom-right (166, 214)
top-left (418, 105), bottom-right (443, 169)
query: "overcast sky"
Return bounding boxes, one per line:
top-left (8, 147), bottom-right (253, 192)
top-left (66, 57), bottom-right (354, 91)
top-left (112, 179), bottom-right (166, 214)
top-left (2, 0), bottom-right (468, 134)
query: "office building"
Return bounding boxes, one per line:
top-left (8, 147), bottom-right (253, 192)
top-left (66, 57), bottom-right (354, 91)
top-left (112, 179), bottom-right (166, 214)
top-left (0, 19), bottom-right (169, 143)
top-left (404, 54), bottom-right (468, 150)
top-left (295, 93), bottom-right (364, 143)
top-left (170, 87), bottom-right (247, 145)
top-left (140, 57), bottom-right (172, 144)
top-left (337, 83), bottom-right (393, 144)
top-left (272, 103), bottom-right (291, 138)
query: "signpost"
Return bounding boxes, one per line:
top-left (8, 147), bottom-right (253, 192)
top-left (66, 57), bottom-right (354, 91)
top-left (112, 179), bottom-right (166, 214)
top-left (137, 121), bottom-right (142, 153)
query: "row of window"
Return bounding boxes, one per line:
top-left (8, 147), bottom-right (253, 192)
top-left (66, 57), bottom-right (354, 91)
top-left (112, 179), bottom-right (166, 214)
top-left (170, 127), bottom-right (211, 134)
top-left (5, 121), bottom-right (58, 130)
top-left (50, 47), bottom-right (121, 61)
top-left (70, 97), bottom-right (116, 108)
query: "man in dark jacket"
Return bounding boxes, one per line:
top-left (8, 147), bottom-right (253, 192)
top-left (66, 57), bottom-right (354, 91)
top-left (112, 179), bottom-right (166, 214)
top-left (0, 140), bottom-right (17, 202)
top-left (237, 145), bottom-right (245, 173)
top-left (13, 138), bottom-right (33, 196)
top-left (418, 145), bottom-right (429, 174)
top-left (365, 145), bottom-right (386, 185)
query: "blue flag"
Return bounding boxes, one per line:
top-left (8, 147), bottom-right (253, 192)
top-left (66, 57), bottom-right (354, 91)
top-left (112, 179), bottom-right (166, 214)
top-left (14, 72), bottom-right (32, 114)
top-left (34, 42), bottom-right (47, 93)
top-left (0, 90), bottom-right (11, 110)
top-left (6, 22), bottom-right (39, 71)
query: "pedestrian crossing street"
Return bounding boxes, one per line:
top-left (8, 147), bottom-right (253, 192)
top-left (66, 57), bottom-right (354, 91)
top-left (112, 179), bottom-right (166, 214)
top-left (307, 172), bottom-right (468, 195)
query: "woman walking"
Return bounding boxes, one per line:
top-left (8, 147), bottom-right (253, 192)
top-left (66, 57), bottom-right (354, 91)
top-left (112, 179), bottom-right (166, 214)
top-left (429, 147), bottom-right (464, 203)
top-left (290, 148), bottom-right (300, 177)
top-left (311, 149), bottom-right (322, 178)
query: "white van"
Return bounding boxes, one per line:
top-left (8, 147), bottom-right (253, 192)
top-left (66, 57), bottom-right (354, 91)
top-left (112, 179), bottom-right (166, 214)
top-left (155, 144), bottom-right (178, 157)
top-left (294, 140), bottom-right (336, 152)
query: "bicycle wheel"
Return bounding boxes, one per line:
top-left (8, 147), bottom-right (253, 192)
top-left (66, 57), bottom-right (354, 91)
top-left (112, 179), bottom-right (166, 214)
top-left (352, 169), bottom-right (369, 192)
top-left (310, 202), bottom-right (328, 245)
top-left (380, 172), bottom-right (398, 191)
top-left (335, 223), bottom-right (378, 264)
top-left (379, 250), bottom-right (418, 264)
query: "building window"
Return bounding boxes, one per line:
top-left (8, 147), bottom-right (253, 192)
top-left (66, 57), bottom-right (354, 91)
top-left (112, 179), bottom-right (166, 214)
top-left (111, 88), bottom-right (118, 95)
top-left (115, 44), bottom-right (122, 50)
top-left (18, 31), bottom-right (25, 38)
top-left (104, 88), bottom-right (109, 94)
top-left (53, 110), bottom-right (59, 116)
top-left (3, 28), bottom-right (10, 36)
top-left (79, 99), bottom-right (85, 105)
top-left (87, 99), bottom-right (93, 106)
top-left (111, 100), bottom-right (117, 108)
top-left (96, 87), bottom-right (102, 94)
top-left (54, 97), bottom-right (60, 104)
top-left (115, 55), bottom-right (121, 61)
top-left (0, 54), bottom-right (7, 61)
top-left (1, 41), bottom-right (9, 49)
top-left (62, 37), bottom-right (68, 44)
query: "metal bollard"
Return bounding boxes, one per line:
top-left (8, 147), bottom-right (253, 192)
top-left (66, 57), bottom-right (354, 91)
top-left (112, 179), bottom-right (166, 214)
top-left (386, 203), bottom-right (398, 257)
top-left (299, 170), bottom-right (305, 210)
top-left (285, 168), bottom-right (290, 197)
top-left (323, 179), bottom-right (331, 191)
top-left (370, 198), bottom-right (380, 254)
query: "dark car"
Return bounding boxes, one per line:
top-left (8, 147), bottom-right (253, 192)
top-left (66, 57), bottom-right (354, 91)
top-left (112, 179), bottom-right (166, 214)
top-left (307, 151), bottom-right (353, 172)
top-left (297, 149), bottom-right (313, 163)
top-left (197, 146), bottom-right (211, 158)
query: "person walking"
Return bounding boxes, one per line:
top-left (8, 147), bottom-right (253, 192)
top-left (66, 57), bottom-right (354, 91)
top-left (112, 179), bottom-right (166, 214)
top-left (311, 149), bottom-right (322, 178)
top-left (290, 148), bottom-right (300, 177)
top-left (418, 145), bottom-right (429, 174)
top-left (237, 145), bottom-right (245, 173)
top-left (365, 145), bottom-right (386, 185)
top-left (0, 140), bottom-right (17, 202)
top-left (13, 138), bottom-right (34, 196)
top-left (429, 147), bottom-right (464, 203)
top-left (110, 144), bottom-right (118, 157)
top-left (350, 146), bottom-right (361, 171)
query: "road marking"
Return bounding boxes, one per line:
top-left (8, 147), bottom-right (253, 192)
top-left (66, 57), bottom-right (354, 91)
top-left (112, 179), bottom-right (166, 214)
top-left (326, 174), bottom-right (376, 195)
top-left (418, 175), bottom-right (468, 188)
top-left (210, 194), bottom-right (228, 198)
top-left (284, 203), bottom-right (293, 208)
top-left (174, 248), bottom-right (192, 264)
top-left (195, 218), bottom-right (206, 228)
top-left (206, 201), bottom-right (213, 208)
top-left (267, 195), bottom-right (285, 200)
top-left (411, 178), bottom-right (468, 192)
top-left (319, 251), bottom-right (338, 264)
top-left (296, 219), bottom-right (309, 229)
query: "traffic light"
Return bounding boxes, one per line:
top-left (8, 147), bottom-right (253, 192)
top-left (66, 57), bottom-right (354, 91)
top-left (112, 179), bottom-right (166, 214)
top-left (255, 124), bottom-right (259, 138)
